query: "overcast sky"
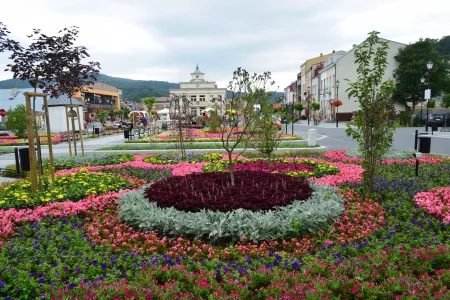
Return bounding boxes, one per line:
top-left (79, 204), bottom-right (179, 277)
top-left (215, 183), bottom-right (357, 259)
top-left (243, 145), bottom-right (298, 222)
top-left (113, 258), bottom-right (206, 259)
top-left (1, 0), bottom-right (449, 90)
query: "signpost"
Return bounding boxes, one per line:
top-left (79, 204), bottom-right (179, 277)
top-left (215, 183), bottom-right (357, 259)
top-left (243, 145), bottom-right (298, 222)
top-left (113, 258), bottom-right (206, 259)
top-left (0, 109), bottom-right (6, 117)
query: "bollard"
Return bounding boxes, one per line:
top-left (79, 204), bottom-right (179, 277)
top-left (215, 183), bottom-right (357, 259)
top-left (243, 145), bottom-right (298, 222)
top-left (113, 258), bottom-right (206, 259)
top-left (308, 129), bottom-right (317, 146)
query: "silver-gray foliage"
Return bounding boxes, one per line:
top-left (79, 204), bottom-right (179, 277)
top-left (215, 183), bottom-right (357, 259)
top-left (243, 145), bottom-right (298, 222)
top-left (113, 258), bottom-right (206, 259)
top-left (117, 183), bottom-right (345, 244)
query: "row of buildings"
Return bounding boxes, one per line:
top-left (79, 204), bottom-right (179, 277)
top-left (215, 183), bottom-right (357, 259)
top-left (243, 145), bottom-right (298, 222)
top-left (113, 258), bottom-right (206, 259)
top-left (283, 38), bottom-right (407, 121)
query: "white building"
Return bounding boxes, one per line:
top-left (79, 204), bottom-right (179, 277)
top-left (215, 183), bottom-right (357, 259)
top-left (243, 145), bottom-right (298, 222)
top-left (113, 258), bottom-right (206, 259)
top-left (283, 82), bottom-right (296, 105)
top-left (318, 39), bottom-right (407, 120)
top-left (169, 65), bottom-right (227, 116)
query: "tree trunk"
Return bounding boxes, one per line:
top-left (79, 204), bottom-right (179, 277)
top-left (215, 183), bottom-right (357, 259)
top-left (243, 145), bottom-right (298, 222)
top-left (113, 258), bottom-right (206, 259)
top-left (228, 151), bottom-right (235, 186)
top-left (267, 152), bottom-right (271, 168)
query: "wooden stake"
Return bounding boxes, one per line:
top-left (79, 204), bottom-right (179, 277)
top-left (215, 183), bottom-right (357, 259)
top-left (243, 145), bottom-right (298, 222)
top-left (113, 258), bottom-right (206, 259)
top-left (24, 93), bottom-right (37, 192)
top-left (65, 106), bottom-right (72, 156)
top-left (76, 105), bottom-right (85, 156)
top-left (43, 96), bottom-right (55, 182)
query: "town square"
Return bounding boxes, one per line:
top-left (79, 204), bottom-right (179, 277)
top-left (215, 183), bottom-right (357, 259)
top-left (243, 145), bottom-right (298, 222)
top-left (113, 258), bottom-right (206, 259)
top-left (1, 0), bottom-right (450, 299)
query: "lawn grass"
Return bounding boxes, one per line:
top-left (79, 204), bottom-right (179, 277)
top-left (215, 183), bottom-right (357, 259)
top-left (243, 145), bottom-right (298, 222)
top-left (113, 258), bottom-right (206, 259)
top-left (99, 143), bottom-right (319, 151)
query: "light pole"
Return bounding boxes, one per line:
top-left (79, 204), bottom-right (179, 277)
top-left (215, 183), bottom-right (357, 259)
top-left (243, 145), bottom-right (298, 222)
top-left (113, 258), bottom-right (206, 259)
top-left (420, 76), bottom-right (425, 126)
top-left (425, 60), bottom-right (433, 132)
top-left (307, 86), bottom-right (310, 126)
top-left (336, 80), bottom-right (340, 128)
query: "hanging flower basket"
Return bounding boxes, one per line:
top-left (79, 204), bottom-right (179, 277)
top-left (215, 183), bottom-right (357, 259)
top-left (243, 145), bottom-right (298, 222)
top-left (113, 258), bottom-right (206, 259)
top-left (332, 100), bottom-right (343, 107)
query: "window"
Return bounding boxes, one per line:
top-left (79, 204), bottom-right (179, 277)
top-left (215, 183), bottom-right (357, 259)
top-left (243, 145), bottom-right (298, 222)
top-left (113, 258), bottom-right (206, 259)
top-left (199, 95), bottom-right (205, 101)
top-left (190, 95), bottom-right (197, 102)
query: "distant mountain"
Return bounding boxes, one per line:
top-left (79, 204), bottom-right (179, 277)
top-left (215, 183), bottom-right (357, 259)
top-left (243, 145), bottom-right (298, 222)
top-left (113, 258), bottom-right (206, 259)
top-left (0, 74), bottom-right (284, 101)
top-left (0, 74), bottom-right (180, 100)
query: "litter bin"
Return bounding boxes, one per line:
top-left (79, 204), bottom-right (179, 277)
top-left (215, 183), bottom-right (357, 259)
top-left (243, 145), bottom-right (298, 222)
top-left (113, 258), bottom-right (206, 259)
top-left (18, 148), bottom-right (30, 171)
top-left (418, 135), bottom-right (431, 153)
top-left (124, 129), bottom-right (130, 139)
top-left (94, 127), bottom-right (100, 135)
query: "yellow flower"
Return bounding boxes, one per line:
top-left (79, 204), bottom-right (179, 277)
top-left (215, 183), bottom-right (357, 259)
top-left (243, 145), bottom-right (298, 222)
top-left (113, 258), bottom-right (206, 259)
top-left (57, 194), bottom-right (65, 199)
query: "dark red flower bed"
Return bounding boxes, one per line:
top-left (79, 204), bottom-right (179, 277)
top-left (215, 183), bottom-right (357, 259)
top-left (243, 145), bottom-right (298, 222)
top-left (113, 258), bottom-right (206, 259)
top-left (234, 161), bottom-right (315, 173)
top-left (145, 171), bottom-right (312, 212)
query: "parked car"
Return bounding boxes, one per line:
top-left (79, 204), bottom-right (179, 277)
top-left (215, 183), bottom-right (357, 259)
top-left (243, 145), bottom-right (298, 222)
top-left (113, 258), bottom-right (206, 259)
top-left (86, 122), bottom-right (105, 133)
top-left (422, 114), bottom-right (443, 126)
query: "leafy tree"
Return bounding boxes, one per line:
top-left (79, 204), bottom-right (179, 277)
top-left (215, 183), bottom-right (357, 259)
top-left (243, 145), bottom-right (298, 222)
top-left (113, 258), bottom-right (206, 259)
top-left (393, 38), bottom-right (450, 113)
top-left (346, 31), bottom-right (396, 198)
top-left (294, 103), bottom-right (304, 115)
top-left (433, 36), bottom-right (450, 59)
top-left (108, 109), bottom-right (116, 119)
top-left (442, 93), bottom-right (450, 127)
top-left (143, 97), bottom-right (156, 112)
top-left (133, 97), bottom-right (143, 103)
top-left (427, 99), bottom-right (436, 109)
top-left (251, 91), bottom-right (282, 167)
top-left (5, 105), bottom-right (27, 138)
top-left (98, 110), bottom-right (108, 125)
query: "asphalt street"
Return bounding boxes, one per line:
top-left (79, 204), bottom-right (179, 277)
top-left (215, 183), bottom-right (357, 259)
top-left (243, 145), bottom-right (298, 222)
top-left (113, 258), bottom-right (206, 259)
top-left (1, 124), bottom-right (449, 171)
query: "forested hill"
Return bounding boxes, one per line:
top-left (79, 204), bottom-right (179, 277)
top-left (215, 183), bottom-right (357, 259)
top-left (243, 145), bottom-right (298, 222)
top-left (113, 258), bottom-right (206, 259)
top-left (0, 73), bottom-right (284, 100)
top-left (0, 74), bottom-right (179, 100)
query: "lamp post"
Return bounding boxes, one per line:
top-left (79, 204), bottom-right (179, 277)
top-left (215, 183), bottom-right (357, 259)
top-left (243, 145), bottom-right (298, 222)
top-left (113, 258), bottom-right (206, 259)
top-left (420, 76), bottom-right (425, 126)
top-left (425, 60), bottom-right (433, 132)
top-left (307, 86), bottom-right (310, 126)
top-left (335, 80), bottom-right (340, 128)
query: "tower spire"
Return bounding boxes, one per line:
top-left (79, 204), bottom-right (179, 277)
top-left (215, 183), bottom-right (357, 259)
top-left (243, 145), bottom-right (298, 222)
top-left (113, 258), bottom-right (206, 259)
top-left (196, 63), bottom-right (199, 70)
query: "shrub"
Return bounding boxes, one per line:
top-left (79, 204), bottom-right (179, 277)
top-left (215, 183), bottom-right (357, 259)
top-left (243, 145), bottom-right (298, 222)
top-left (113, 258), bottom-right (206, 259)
top-left (145, 171), bottom-right (312, 212)
top-left (346, 147), bottom-right (415, 159)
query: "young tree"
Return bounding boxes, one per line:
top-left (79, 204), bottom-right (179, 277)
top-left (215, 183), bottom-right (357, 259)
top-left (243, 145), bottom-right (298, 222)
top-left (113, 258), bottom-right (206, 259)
top-left (346, 31), bottom-right (396, 198)
top-left (393, 38), bottom-right (449, 113)
top-left (143, 97), bottom-right (156, 112)
top-left (98, 110), bottom-right (108, 125)
top-left (294, 103), bottom-right (304, 118)
top-left (310, 102), bottom-right (320, 125)
top-left (215, 68), bottom-right (274, 186)
top-left (251, 90), bottom-right (282, 167)
top-left (169, 94), bottom-right (192, 159)
top-left (5, 105), bottom-right (27, 138)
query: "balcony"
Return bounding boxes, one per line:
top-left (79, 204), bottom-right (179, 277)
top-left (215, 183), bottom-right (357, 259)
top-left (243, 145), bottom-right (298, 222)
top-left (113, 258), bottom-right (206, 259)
top-left (87, 103), bottom-right (115, 109)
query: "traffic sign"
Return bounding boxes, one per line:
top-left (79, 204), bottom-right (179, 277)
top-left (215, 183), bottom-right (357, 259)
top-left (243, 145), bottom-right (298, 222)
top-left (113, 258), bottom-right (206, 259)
top-left (0, 109), bottom-right (6, 117)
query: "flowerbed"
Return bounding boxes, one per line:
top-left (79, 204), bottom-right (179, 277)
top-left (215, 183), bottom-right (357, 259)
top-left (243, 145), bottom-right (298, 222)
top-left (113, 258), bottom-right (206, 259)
top-left (43, 153), bottom-right (135, 170)
top-left (203, 158), bottom-right (339, 179)
top-left (0, 170), bottom-right (133, 209)
top-left (121, 183), bottom-right (343, 243)
top-left (143, 152), bottom-right (222, 165)
top-left (325, 149), bottom-right (443, 165)
top-left (145, 171), bottom-right (313, 212)
top-left (414, 187), bottom-right (450, 223)
top-left (1, 151), bottom-right (450, 298)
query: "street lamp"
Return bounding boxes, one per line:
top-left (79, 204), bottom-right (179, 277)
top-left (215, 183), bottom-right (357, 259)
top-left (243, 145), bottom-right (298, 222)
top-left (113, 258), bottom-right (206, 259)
top-left (307, 86), bottom-right (310, 126)
top-left (425, 60), bottom-right (433, 132)
top-left (335, 80), bottom-right (340, 128)
top-left (420, 76), bottom-right (425, 126)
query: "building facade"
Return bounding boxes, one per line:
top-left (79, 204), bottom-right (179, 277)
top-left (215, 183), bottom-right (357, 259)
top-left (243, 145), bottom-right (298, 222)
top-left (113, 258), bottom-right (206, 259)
top-left (75, 82), bottom-right (121, 121)
top-left (318, 39), bottom-right (407, 120)
top-left (169, 65), bottom-right (227, 117)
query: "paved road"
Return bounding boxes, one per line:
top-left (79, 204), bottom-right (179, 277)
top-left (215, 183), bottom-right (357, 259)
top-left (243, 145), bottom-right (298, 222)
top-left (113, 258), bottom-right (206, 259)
top-left (1, 124), bottom-right (449, 170)
top-left (292, 123), bottom-right (450, 156)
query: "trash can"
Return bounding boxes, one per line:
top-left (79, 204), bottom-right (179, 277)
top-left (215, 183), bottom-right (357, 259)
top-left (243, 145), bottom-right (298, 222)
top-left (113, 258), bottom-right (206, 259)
top-left (418, 135), bottom-right (431, 153)
top-left (124, 129), bottom-right (129, 139)
top-left (18, 148), bottom-right (30, 171)
top-left (94, 127), bottom-right (100, 135)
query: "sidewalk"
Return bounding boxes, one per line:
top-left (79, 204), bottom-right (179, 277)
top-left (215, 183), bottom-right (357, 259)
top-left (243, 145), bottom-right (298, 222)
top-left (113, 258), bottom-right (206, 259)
top-left (293, 121), bottom-right (349, 128)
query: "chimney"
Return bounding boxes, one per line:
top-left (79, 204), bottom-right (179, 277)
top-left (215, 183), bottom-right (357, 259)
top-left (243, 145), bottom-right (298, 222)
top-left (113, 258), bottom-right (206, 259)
top-left (332, 50), bottom-right (335, 53)
top-left (320, 53), bottom-right (323, 56)
top-left (9, 88), bottom-right (18, 100)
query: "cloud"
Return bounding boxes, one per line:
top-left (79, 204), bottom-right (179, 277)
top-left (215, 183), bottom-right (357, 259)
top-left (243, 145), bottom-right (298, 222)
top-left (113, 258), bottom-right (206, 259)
top-left (1, 0), bottom-right (449, 89)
